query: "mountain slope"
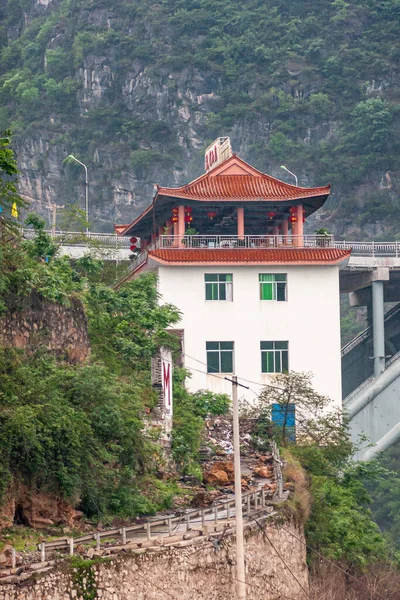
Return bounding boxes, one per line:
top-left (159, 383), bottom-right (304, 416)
top-left (0, 0), bottom-right (399, 235)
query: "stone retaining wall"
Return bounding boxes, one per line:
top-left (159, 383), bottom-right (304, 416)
top-left (0, 517), bottom-right (308, 600)
top-left (0, 292), bottom-right (90, 363)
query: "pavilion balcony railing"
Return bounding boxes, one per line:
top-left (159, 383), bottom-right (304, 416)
top-left (153, 234), bottom-right (335, 249)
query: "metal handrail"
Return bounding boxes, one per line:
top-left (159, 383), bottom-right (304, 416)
top-left (154, 234), bottom-right (334, 249)
top-left (341, 303), bottom-right (400, 357)
top-left (21, 229), bottom-right (132, 248)
top-left (335, 240), bottom-right (400, 256)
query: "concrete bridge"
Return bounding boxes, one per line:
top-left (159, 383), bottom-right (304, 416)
top-left (338, 242), bottom-right (400, 459)
top-left (22, 229), bottom-right (132, 261)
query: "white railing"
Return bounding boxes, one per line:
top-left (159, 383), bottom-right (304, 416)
top-left (334, 241), bottom-right (400, 257)
top-left (21, 229), bottom-right (132, 248)
top-left (153, 234), bottom-right (334, 249)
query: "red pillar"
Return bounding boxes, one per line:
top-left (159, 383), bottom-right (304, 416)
top-left (282, 219), bottom-right (289, 245)
top-left (296, 204), bottom-right (304, 247)
top-left (237, 207), bottom-right (244, 239)
top-left (178, 205), bottom-right (185, 247)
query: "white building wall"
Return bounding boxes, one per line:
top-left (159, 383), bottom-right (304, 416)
top-left (156, 264), bottom-right (342, 407)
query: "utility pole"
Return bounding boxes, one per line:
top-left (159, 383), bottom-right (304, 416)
top-left (230, 375), bottom-right (247, 599)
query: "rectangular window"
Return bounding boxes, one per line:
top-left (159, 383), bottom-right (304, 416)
top-left (259, 274), bottom-right (287, 301)
top-left (206, 342), bottom-right (234, 373)
top-left (261, 341), bottom-right (289, 373)
top-left (205, 274), bottom-right (233, 301)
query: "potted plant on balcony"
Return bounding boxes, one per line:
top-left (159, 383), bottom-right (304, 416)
top-left (182, 227), bottom-right (199, 247)
top-left (315, 227), bottom-right (331, 247)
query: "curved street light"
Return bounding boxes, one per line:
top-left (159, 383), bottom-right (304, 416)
top-left (280, 165), bottom-right (298, 186)
top-left (66, 154), bottom-right (89, 234)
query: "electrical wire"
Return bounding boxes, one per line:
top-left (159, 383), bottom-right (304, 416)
top-left (166, 526), bottom-right (301, 600)
top-left (182, 351), bottom-right (286, 392)
top-left (259, 512), bottom-right (392, 600)
top-left (249, 514), bottom-right (309, 598)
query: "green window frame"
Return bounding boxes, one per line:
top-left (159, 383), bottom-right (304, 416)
top-left (206, 342), bottom-right (234, 373)
top-left (205, 274), bottom-right (233, 301)
top-left (261, 341), bottom-right (289, 373)
top-left (259, 274), bottom-right (287, 301)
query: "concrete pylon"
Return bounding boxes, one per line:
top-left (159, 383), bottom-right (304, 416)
top-left (372, 279), bottom-right (385, 377)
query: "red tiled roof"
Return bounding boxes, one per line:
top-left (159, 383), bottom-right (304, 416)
top-left (116, 155), bottom-right (331, 236)
top-left (148, 248), bottom-right (351, 265)
top-left (114, 224), bottom-right (130, 234)
top-left (158, 175), bottom-right (330, 202)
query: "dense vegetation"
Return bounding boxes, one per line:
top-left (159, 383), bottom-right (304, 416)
top-left (0, 0), bottom-right (399, 234)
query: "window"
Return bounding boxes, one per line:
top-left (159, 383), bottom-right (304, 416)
top-left (261, 341), bottom-right (288, 373)
top-left (259, 274), bottom-right (287, 301)
top-left (206, 342), bottom-right (234, 373)
top-left (205, 274), bottom-right (233, 301)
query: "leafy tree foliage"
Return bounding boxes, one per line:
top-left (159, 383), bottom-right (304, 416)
top-left (249, 371), bottom-right (394, 569)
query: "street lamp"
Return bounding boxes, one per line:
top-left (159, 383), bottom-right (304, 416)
top-left (280, 165), bottom-right (298, 186)
top-left (67, 154), bottom-right (89, 234)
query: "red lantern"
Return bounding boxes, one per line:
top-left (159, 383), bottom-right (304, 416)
top-left (172, 207), bottom-right (179, 215)
top-left (289, 206), bottom-right (297, 214)
top-left (207, 211), bottom-right (217, 220)
top-left (267, 211), bottom-right (276, 220)
top-left (289, 215), bottom-right (298, 223)
top-left (184, 206), bottom-right (192, 214)
top-left (171, 215), bottom-right (179, 223)
top-left (185, 215), bottom-right (193, 223)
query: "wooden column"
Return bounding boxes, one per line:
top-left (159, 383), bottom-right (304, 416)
top-left (296, 204), bottom-right (304, 247)
top-left (281, 219), bottom-right (289, 246)
top-left (272, 225), bottom-right (279, 247)
top-left (237, 207), bottom-right (244, 239)
top-left (178, 205), bottom-right (185, 247)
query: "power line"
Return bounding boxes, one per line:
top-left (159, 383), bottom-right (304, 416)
top-left (166, 531), bottom-right (301, 600)
top-left (260, 512), bottom-right (391, 600)
top-left (137, 571), bottom-right (181, 599)
top-left (182, 351), bottom-right (286, 392)
top-left (249, 514), bottom-right (309, 599)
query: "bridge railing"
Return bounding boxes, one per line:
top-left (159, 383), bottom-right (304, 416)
top-left (21, 229), bottom-right (131, 248)
top-left (335, 241), bottom-right (400, 256)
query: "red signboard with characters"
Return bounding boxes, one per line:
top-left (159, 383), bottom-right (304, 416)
top-left (162, 359), bottom-right (172, 412)
top-left (205, 144), bottom-right (219, 171)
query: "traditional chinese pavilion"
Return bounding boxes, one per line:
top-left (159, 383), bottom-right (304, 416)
top-left (115, 137), bottom-right (331, 246)
top-left (115, 138), bottom-right (350, 410)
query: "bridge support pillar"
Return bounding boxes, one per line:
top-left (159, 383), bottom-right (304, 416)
top-left (372, 280), bottom-right (385, 378)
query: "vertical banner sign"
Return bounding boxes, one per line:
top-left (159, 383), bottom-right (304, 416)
top-left (161, 347), bottom-right (173, 416)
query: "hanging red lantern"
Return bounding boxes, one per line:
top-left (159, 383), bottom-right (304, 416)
top-left (289, 206), bottom-right (297, 214)
top-left (185, 215), bottom-right (193, 223)
top-left (171, 215), bottom-right (179, 223)
top-left (185, 206), bottom-right (192, 214)
top-left (267, 211), bottom-right (276, 220)
top-left (172, 207), bottom-right (179, 215)
top-left (207, 211), bottom-right (217, 220)
top-left (289, 215), bottom-right (298, 223)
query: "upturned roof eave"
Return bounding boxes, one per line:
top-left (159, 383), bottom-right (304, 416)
top-left (117, 189), bottom-right (330, 237)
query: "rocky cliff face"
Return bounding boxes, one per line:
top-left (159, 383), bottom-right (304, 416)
top-left (1, 0), bottom-right (399, 237)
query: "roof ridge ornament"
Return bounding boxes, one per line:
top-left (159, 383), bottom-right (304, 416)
top-left (205, 137), bottom-right (233, 172)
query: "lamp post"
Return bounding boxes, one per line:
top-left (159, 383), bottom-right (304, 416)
top-left (280, 165), bottom-right (298, 186)
top-left (67, 154), bottom-right (89, 234)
